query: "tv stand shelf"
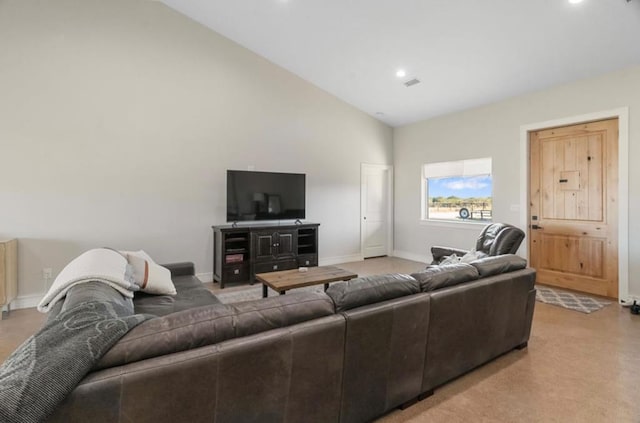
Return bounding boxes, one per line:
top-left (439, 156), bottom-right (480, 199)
top-left (212, 222), bottom-right (319, 288)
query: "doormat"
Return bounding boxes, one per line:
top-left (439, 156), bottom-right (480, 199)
top-left (535, 285), bottom-right (612, 314)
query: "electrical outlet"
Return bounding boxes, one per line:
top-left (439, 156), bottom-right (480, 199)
top-left (43, 268), bottom-right (53, 279)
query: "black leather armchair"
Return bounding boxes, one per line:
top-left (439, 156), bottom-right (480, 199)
top-left (430, 223), bottom-right (525, 265)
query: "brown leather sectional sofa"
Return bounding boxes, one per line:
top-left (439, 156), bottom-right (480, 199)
top-left (48, 255), bottom-right (536, 423)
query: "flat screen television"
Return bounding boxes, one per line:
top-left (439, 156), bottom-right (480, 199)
top-left (227, 170), bottom-right (306, 222)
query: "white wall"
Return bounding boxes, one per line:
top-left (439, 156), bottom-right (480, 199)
top-left (0, 0), bottom-right (393, 302)
top-left (394, 65), bottom-right (640, 299)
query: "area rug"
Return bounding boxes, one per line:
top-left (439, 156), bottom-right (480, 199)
top-left (535, 285), bottom-right (612, 314)
top-left (216, 285), bottom-right (324, 304)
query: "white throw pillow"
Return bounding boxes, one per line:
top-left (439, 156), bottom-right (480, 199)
top-left (122, 250), bottom-right (176, 295)
top-left (440, 254), bottom-right (461, 265)
top-left (460, 250), bottom-right (482, 263)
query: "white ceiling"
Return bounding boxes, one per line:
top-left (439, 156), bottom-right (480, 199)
top-left (161, 0), bottom-right (640, 127)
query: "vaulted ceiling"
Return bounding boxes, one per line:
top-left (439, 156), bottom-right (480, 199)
top-left (162, 0), bottom-right (640, 127)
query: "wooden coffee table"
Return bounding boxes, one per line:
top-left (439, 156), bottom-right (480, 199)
top-left (256, 266), bottom-right (358, 298)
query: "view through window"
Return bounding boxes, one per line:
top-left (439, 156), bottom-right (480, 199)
top-left (423, 158), bottom-right (493, 222)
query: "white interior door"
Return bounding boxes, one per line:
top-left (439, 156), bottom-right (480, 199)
top-left (361, 164), bottom-right (392, 258)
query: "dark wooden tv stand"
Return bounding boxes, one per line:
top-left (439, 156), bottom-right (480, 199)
top-left (212, 222), bottom-right (319, 288)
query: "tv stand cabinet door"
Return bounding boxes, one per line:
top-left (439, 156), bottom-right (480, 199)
top-left (275, 230), bottom-right (296, 260)
top-left (252, 231), bottom-right (277, 261)
top-left (251, 230), bottom-right (298, 262)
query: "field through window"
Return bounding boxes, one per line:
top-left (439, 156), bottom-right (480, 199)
top-left (422, 157), bottom-right (493, 222)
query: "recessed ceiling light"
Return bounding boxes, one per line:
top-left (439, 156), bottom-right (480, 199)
top-left (568, 0), bottom-right (584, 4)
top-left (396, 69), bottom-right (406, 78)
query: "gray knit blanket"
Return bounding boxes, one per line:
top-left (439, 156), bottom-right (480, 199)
top-left (0, 295), bottom-right (149, 422)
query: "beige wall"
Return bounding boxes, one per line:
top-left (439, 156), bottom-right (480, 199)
top-left (0, 0), bottom-right (393, 301)
top-left (394, 65), bottom-right (640, 300)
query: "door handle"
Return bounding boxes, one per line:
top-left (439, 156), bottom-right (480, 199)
top-left (531, 224), bottom-right (544, 230)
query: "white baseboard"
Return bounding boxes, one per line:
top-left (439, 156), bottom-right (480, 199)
top-left (11, 293), bottom-right (43, 310)
top-left (196, 272), bottom-right (214, 283)
top-left (392, 250), bottom-right (430, 264)
top-left (320, 254), bottom-right (364, 266)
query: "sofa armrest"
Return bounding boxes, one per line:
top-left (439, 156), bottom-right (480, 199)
top-left (161, 262), bottom-right (195, 277)
top-left (430, 246), bottom-right (470, 264)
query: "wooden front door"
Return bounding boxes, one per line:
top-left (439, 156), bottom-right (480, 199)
top-left (529, 118), bottom-right (618, 298)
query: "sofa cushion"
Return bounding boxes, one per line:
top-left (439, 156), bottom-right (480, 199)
top-left (230, 291), bottom-right (335, 336)
top-left (96, 303), bottom-right (234, 370)
top-left (97, 292), bottom-right (334, 369)
top-left (470, 254), bottom-right (527, 277)
top-left (411, 263), bottom-right (479, 292)
top-left (133, 275), bottom-right (220, 317)
top-left (326, 274), bottom-right (419, 312)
